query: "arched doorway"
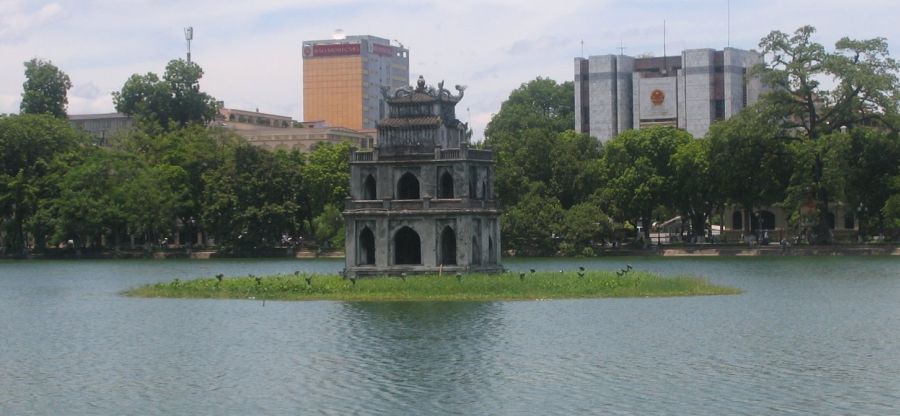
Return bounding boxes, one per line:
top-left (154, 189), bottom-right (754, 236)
top-left (827, 212), bottom-right (836, 229)
top-left (397, 172), bottom-right (420, 199)
top-left (844, 214), bottom-right (855, 229)
top-left (439, 171), bottom-right (454, 199)
top-left (471, 235), bottom-right (481, 265)
top-left (758, 210), bottom-right (776, 230)
top-left (440, 226), bottom-right (456, 265)
top-left (363, 174), bottom-right (376, 200)
top-left (358, 227), bottom-right (375, 265)
top-left (732, 211), bottom-right (743, 230)
top-left (394, 226), bottom-right (421, 265)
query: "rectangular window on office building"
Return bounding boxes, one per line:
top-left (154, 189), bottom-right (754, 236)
top-left (714, 100), bottom-right (725, 121)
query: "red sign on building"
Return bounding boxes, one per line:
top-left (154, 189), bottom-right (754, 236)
top-left (309, 43), bottom-right (361, 57)
top-left (373, 43), bottom-right (395, 57)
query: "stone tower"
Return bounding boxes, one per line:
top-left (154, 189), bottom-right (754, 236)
top-left (343, 76), bottom-right (502, 277)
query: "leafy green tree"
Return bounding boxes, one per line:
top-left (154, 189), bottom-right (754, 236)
top-left (0, 114), bottom-right (85, 253)
top-left (119, 163), bottom-right (190, 248)
top-left (483, 78), bottom-right (598, 208)
top-left (201, 144), bottom-right (304, 250)
top-left (301, 141), bottom-right (352, 225)
top-left (670, 137), bottom-right (720, 239)
top-left (500, 185), bottom-right (564, 256)
top-left (756, 25), bottom-right (900, 242)
top-left (484, 77), bottom-right (574, 137)
top-left (707, 104), bottom-right (792, 234)
top-left (844, 128), bottom-right (900, 237)
top-left (558, 201), bottom-right (612, 256)
top-left (600, 127), bottom-right (692, 242)
top-left (112, 125), bottom-right (239, 245)
top-left (36, 148), bottom-right (188, 251)
top-left (113, 59), bottom-right (219, 132)
top-left (882, 176), bottom-right (900, 232)
top-left (20, 58), bottom-right (72, 118)
top-left (312, 203), bottom-right (345, 250)
top-left (783, 133), bottom-right (851, 237)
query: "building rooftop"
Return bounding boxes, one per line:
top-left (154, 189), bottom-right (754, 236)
top-left (68, 113), bottom-right (131, 120)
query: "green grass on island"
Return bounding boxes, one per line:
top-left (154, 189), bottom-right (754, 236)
top-left (124, 270), bottom-right (741, 302)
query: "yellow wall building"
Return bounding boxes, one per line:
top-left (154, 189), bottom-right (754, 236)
top-left (302, 35), bottom-right (408, 130)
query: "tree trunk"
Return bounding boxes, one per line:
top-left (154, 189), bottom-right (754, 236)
top-left (813, 152), bottom-right (832, 245)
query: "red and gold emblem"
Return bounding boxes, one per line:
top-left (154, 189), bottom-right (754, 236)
top-left (650, 89), bottom-right (665, 105)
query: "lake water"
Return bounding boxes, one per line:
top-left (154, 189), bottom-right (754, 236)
top-left (1, 257), bottom-right (899, 415)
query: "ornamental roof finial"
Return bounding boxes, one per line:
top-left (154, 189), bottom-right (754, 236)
top-left (415, 75), bottom-right (426, 92)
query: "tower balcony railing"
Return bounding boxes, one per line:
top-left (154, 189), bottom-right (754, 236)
top-left (345, 197), bottom-right (498, 211)
top-left (352, 151), bottom-right (374, 161)
top-left (351, 147), bottom-right (495, 162)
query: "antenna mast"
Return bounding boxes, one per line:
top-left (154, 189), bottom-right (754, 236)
top-left (663, 20), bottom-right (667, 74)
top-left (727, 0), bottom-right (731, 47)
top-left (184, 26), bottom-right (193, 63)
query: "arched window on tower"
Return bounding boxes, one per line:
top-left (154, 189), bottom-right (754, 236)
top-left (397, 172), bottom-right (420, 199)
top-left (394, 226), bottom-right (421, 265)
top-left (488, 236), bottom-right (496, 264)
top-left (439, 171), bottom-right (454, 199)
top-left (363, 174), bottom-right (377, 200)
top-left (358, 227), bottom-right (375, 265)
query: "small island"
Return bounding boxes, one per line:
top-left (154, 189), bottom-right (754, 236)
top-left (124, 270), bottom-right (741, 302)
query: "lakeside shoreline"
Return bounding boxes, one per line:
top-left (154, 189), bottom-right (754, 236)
top-left (3, 244), bottom-right (898, 260)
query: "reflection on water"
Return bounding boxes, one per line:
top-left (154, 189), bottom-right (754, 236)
top-left (0, 257), bottom-right (899, 414)
top-left (333, 302), bottom-right (505, 414)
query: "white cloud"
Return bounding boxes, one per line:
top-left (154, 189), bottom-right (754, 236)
top-left (0, 1), bottom-right (62, 40)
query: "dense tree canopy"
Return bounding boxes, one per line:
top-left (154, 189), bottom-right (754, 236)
top-left (202, 144), bottom-right (305, 251)
top-left (600, 127), bottom-right (692, 241)
top-left (707, 104), bottom-right (792, 232)
top-left (0, 114), bottom-right (86, 253)
top-left (20, 59), bottom-right (72, 118)
top-left (756, 25), bottom-right (900, 242)
top-left (484, 77), bottom-right (611, 254)
top-left (113, 59), bottom-right (219, 132)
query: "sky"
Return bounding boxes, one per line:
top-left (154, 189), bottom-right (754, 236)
top-left (1, 0), bottom-right (898, 140)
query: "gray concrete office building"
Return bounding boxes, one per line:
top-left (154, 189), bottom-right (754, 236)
top-left (574, 47), bottom-right (762, 141)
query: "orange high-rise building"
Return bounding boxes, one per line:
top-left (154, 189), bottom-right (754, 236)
top-left (302, 35), bottom-right (409, 130)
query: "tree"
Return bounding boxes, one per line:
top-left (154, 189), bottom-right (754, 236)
top-left (312, 203), bottom-right (345, 250)
top-left (882, 175), bottom-right (900, 234)
top-left (483, 78), bottom-right (598, 208)
top-left (0, 114), bottom-right (85, 253)
top-left (558, 201), bottom-right (612, 256)
top-left (500, 185), bottom-right (564, 256)
top-left (844, 128), bottom-right (900, 237)
top-left (112, 125), bottom-right (240, 246)
top-left (599, 127), bottom-right (692, 242)
top-left (201, 144), bottom-right (304, 250)
top-left (707, 104), bottom-right (792, 235)
top-left (20, 59), bottom-right (72, 118)
top-left (670, 137), bottom-right (720, 239)
top-left (484, 77), bottom-right (574, 138)
top-left (756, 25), bottom-right (900, 243)
top-left (113, 59), bottom-right (219, 131)
top-left (301, 141), bottom-right (352, 225)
